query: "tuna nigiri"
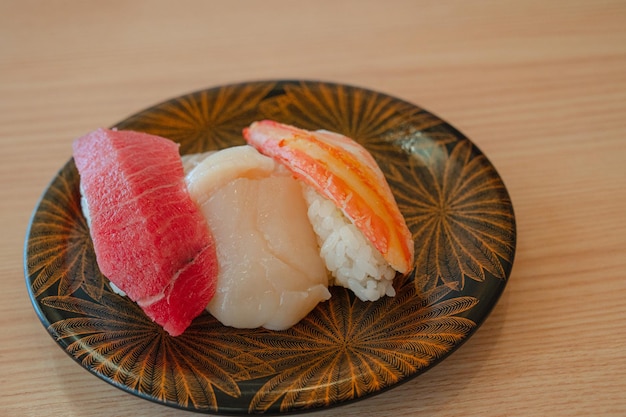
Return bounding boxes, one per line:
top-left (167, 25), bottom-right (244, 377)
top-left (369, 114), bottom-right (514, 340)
top-left (73, 128), bottom-right (218, 336)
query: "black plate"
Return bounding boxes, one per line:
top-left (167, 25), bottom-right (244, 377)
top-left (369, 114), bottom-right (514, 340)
top-left (25, 80), bottom-right (516, 415)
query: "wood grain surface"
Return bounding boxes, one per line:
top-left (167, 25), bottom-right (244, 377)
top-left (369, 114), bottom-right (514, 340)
top-left (1, 1), bottom-right (625, 416)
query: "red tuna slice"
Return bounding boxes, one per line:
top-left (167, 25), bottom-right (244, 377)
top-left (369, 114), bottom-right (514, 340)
top-left (73, 128), bottom-right (218, 336)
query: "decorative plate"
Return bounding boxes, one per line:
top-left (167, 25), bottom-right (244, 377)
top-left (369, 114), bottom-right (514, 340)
top-left (25, 80), bottom-right (516, 415)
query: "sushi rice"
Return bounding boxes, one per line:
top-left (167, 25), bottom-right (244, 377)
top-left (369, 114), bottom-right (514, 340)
top-left (302, 184), bottom-right (397, 302)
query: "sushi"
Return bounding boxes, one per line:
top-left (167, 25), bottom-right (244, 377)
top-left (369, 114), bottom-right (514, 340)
top-left (244, 120), bottom-right (414, 301)
top-left (73, 128), bottom-right (218, 336)
top-left (183, 146), bottom-right (330, 330)
top-left (73, 121), bottom-right (414, 335)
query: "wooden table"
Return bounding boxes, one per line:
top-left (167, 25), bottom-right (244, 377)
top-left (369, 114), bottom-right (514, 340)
top-left (2, 1), bottom-right (625, 416)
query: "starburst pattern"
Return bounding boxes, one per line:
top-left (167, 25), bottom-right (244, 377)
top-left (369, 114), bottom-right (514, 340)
top-left (244, 278), bottom-right (477, 413)
top-left (42, 287), bottom-right (267, 412)
top-left (26, 161), bottom-right (105, 300)
top-left (259, 81), bottom-right (443, 163)
top-left (388, 138), bottom-right (515, 292)
top-left (115, 81), bottom-right (276, 154)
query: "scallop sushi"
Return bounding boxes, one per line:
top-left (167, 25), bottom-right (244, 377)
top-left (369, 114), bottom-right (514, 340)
top-left (183, 146), bottom-right (330, 330)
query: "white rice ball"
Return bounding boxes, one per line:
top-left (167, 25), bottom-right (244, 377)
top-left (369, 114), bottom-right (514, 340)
top-left (302, 185), bottom-right (397, 302)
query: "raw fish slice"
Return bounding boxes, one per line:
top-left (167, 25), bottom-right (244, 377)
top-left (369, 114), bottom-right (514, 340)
top-left (184, 146), bottom-right (330, 330)
top-left (73, 128), bottom-right (218, 336)
top-left (184, 145), bottom-right (276, 205)
top-left (243, 120), bottom-right (414, 274)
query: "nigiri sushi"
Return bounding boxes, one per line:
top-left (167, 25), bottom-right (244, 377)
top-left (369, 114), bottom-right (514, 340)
top-left (73, 121), bottom-right (415, 335)
top-left (244, 120), bottom-right (414, 302)
top-left (73, 128), bottom-right (218, 336)
top-left (183, 146), bottom-right (330, 330)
